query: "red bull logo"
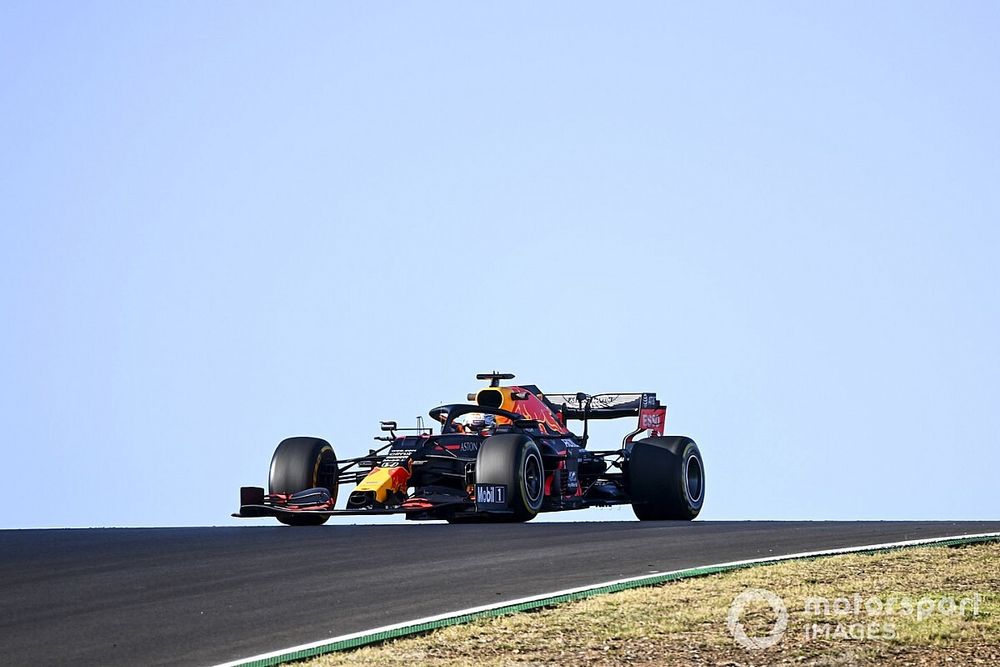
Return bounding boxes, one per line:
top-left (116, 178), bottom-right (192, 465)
top-left (509, 387), bottom-right (569, 435)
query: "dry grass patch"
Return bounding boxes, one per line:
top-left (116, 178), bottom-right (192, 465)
top-left (304, 541), bottom-right (999, 666)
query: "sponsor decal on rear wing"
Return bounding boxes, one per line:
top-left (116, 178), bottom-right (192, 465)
top-left (638, 392), bottom-right (666, 437)
top-left (542, 392), bottom-right (660, 422)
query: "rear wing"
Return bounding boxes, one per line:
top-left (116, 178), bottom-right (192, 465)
top-left (541, 392), bottom-right (667, 438)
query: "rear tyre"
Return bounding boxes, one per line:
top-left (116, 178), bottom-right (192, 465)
top-left (626, 436), bottom-right (704, 520)
top-left (268, 437), bottom-right (338, 526)
top-left (473, 434), bottom-right (544, 522)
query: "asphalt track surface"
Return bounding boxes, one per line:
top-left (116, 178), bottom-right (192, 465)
top-left (3, 521), bottom-right (1000, 666)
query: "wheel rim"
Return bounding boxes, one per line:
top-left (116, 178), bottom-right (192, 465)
top-left (524, 451), bottom-right (543, 504)
top-left (685, 453), bottom-right (703, 503)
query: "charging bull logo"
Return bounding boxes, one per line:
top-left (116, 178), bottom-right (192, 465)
top-left (509, 387), bottom-right (570, 435)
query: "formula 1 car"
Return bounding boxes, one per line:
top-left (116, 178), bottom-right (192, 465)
top-left (235, 373), bottom-right (704, 525)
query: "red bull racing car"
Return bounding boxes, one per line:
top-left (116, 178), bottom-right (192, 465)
top-left (235, 373), bottom-right (705, 525)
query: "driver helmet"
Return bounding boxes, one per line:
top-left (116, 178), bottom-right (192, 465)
top-left (457, 412), bottom-right (496, 434)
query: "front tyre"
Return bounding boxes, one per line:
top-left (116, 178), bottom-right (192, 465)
top-left (268, 437), bottom-right (338, 526)
top-left (626, 436), bottom-right (704, 520)
top-left (474, 434), bottom-right (544, 522)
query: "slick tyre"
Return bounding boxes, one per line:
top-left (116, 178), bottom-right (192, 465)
top-left (626, 436), bottom-right (704, 520)
top-left (268, 437), bottom-right (338, 526)
top-left (474, 434), bottom-right (544, 522)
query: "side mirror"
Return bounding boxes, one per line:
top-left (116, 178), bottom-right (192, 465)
top-left (467, 393), bottom-right (478, 402)
top-left (380, 421), bottom-right (397, 432)
top-left (511, 391), bottom-right (529, 401)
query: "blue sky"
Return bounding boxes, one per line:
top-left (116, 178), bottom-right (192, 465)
top-left (1, 3), bottom-right (997, 527)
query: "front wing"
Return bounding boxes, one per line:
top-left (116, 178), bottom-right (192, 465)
top-left (233, 486), bottom-right (481, 520)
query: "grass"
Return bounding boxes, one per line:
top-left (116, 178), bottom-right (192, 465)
top-left (302, 541), bottom-right (999, 666)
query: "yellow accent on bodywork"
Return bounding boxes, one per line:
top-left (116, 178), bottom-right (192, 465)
top-left (354, 467), bottom-right (406, 503)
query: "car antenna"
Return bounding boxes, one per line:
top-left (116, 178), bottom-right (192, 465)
top-left (476, 370), bottom-right (516, 387)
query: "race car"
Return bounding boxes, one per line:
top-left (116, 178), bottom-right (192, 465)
top-left (235, 372), bottom-right (704, 525)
